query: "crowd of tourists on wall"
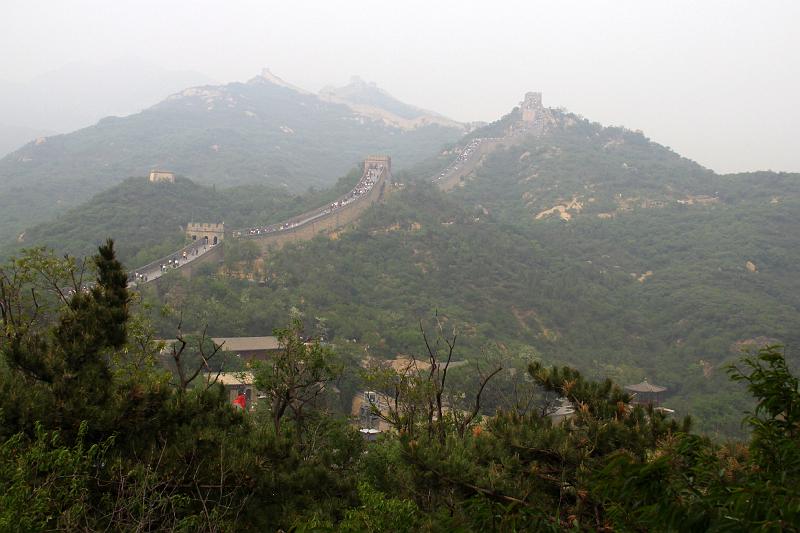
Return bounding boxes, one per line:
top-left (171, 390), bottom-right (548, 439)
top-left (433, 138), bottom-right (486, 182)
top-left (128, 240), bottom-right (209, 285)
top-left (235, 164), bottom-right (385, 238)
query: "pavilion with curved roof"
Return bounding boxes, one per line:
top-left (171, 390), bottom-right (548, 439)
top-left (624, 379), bottom-right (667, 406)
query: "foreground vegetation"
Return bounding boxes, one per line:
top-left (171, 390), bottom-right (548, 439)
top-left (20, 106), bottom-right (800, 439)
top-left (0, 244), bottom-right (798, 531)
top-left (138, 180), bottom-right (799, 438)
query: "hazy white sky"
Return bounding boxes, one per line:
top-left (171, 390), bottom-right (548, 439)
top-left (2, 0), bottom-right (798, 173)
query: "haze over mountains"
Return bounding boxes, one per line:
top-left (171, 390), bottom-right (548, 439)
top-left (319, 75), bottom-right (466, 131)
top-left (3, 2), bottom-right (799, 527)
top-left (0, 69), bottom-right (464, 242)
top-left (0, 60), bottom-right (214, 156)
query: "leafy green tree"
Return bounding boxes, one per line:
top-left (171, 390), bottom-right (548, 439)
top-left (0, 422), bottom-right (113, 532)
top-left (0, 243), bottom-right (365, 530)
top-left (0, 241), bottom-right (130, 437)
top-left (253, 317), bottom-right (342, 433)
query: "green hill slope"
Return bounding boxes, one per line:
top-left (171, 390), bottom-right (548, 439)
top-left (134, 108), bottom-right (800, 438)
top-left (12, 97), bottom-right (798, 437)
top-left (0, 71), bottom-right (463, 242)
top-left (140, 180), bottom-right (799, 437)
top-left (11, 169), bottom-right (361, 267)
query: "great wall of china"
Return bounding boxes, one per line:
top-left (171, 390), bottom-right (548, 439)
top-left (128, 92), bottom-right (550, 286)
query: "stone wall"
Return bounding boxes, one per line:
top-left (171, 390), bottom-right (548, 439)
top-left (177, 242), bottom-right (225, 278)
top-left (155, 156), bottom-right (392, 280)
top-left (436, 139), bottom-right (506, 192)
top-left (243, 169), bottom-right (390, 254)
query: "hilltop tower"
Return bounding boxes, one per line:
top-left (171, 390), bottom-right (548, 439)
top-left (520, 92), bottom-right (543, 123)
top-left (149, 170), bottom-right (175, 183)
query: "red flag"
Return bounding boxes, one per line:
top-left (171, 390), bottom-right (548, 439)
top-left (233, 394), bottom-right (246, 410)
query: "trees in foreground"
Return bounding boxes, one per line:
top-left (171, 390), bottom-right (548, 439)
top-left (0, 243), bottom-right (798, 531)
top-left (0, 244), bottom-right (362, 531)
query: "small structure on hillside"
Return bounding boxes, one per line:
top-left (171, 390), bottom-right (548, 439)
top-left (159, 336), bottom-right (281, 364)
top-left (354, 390), bottom-right (391, 440)
top-left (149, 170), bottom-right (175, 183)
top-left (208, 372), bottom-right (261, 411)
top-left (624, 379), bottom-right (667, 407)
top-left (212, 336), bottom-right (281, 362)
top-left (186, 222), bottom-right (225, 245)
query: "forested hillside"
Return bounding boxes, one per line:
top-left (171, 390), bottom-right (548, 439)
top-left (8, 170), bottom-right (361, 267)
top-left (2, 243), bottom-right (798, 529)
top-left (0, 71), bottom-right (463, 242)
top-left (12, 102), bottom-right (800, 437)
top-left (3, 100), bottom-right (799, 530)
top-left (141, 180), bottom-right (800, 437)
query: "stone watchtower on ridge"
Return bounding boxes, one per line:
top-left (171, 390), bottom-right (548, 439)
top-left (186, 222), bottom-right (225, 245)
top-left (364, 155), bottom-right (391, 174)
top-left (520, 92), bottom-right (543, 123)
top-left (149, 170), bottom-right (175, 183)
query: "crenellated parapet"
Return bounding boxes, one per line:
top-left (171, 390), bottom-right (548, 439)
top-left (365, 155), bottom-right (391, 175)
top-left (186, 222), bottom-right (225, 245)
top-left (149, 170), bottom-right (175, 183)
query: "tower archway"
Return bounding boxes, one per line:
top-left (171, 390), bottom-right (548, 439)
top-left (185, 223), bottom-right (225, 245)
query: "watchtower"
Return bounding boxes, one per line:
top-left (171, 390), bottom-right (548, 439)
top-left (364, 155), bottom-right (391, 174)
top-left (186, 222), bottom-right (225, 245)
top-left (149, 170), bottom-right (175, 183)
top-left (520, 92), bottom-right (543, 123)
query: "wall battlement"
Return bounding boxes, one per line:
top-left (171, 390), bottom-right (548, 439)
top-left (365, 155), bottom-right (391, 174)
top-left (149, 170), bottom-right (175, 183)
top-left (187, 222), bottom-right (225, 245)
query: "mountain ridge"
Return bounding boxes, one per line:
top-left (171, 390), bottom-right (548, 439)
top-left (0, 70), bottom-right (463, 242)
top-left (319, 75), bottom-right (465, 131)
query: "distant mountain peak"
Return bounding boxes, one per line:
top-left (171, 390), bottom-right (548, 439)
top-left (320, 76), bottom-right (464, 131)
top-left (323, 76), bottom-right (398, 102)
top-left (0, 68), bottom-right (465, 241)
top-left (346, 75), bottom-right (376, 88)
top-left (252, 68), bottom-right (311, 94)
